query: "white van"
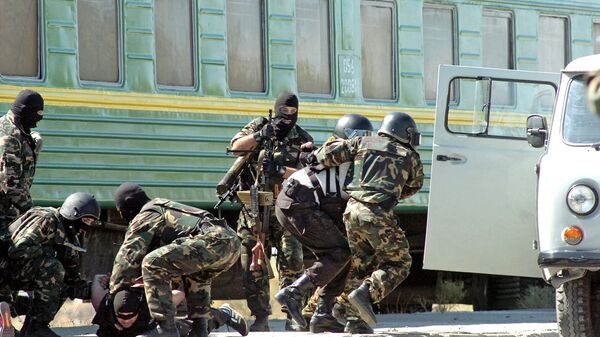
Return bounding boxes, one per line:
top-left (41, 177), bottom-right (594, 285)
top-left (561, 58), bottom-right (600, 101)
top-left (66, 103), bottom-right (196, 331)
top-left (424, 54), bottom-right (600, 336)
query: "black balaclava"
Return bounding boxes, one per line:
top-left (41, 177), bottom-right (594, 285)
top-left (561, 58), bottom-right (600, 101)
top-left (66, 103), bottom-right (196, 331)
top-left (272, 92), bottom-right (298, 140)
top-left (113, 289), bottom-right (141, 320)
top-left (114, 182), bottom-right (151, 223)
top-left (11, 89), bottom-right (44, 133)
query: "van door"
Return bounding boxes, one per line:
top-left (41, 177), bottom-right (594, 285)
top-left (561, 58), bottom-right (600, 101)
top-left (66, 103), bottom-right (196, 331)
top-left (423, 65), bottom-right (559, 278)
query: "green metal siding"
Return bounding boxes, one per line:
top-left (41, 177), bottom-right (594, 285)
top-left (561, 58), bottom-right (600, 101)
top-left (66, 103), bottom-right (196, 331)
top-left (0, 0), bottom-right (598, 212)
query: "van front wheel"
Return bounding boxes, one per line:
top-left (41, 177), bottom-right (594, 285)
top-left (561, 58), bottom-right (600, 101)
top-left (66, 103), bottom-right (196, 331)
top-left (556, 273), bottom-right (600, 337)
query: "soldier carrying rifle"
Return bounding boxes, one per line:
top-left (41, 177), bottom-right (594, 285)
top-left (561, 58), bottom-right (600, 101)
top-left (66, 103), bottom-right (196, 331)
top-left (223, 92), bottom-right (313, 331)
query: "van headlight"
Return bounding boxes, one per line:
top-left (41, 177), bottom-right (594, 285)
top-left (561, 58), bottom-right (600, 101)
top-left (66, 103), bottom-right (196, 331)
top-left (566, 185), bottom-right (598, 215)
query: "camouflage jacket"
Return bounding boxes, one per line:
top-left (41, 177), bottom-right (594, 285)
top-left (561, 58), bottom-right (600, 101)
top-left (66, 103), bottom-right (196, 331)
top-left (231, 117), bottom-right (313, 185)
top-left (7, 207), bottom-right (83, 284)
top-left (110, 198), bottom-right (232, 293)
top-left (0, 111), bottom-right (39, 217)
top-left (314, 135), bottom-right (424, 204)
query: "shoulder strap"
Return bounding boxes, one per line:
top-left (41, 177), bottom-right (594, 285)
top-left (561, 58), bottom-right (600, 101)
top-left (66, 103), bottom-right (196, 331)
top-left (305, 167), bottom-right (325, 201)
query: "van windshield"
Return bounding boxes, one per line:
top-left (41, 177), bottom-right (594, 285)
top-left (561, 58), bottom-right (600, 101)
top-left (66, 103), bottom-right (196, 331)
top-left (563, 75), bottom-right (600, 144)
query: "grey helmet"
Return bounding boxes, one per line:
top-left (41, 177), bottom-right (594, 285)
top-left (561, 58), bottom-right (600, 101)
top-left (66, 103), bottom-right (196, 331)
top-left (334, 114), bottom-right (373, 139)
top-left (59, 192), bottom-right (101, 223)
top-left (378, 112), bottom-right (421, 146)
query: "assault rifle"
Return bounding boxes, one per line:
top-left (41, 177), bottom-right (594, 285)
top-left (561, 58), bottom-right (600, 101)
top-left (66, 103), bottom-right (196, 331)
top-left (214, 110), bottom-right (276, 278)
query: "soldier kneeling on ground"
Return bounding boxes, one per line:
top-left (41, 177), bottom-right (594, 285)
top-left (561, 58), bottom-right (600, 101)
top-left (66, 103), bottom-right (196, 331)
top-left (109, 183), bottom-right (247, 337)
top-left (0, 192), bottom-right (101, 337)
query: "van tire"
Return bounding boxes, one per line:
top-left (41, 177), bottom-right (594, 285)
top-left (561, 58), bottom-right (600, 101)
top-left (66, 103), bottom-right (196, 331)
top-left (556, 273), bottom-right (600, 337)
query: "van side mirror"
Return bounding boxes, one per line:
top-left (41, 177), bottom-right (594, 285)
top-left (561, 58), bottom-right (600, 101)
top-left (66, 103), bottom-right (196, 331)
top-left (526, 114), bottom-right (548, 148)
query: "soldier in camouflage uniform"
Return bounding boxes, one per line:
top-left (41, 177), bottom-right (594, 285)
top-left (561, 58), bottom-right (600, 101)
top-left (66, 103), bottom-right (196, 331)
top-left (312, 112), bottom-right (424, 332)
top-left (274, 114), bottom-right (373, 333)
top-left (110, 183), bottom-right (246, 337)
top-left (0, 89), bottom-right (44, 232)
top-left (229, 92), bottom-right (313, 331)
top-left (1, 192), bottom-right (101, 337)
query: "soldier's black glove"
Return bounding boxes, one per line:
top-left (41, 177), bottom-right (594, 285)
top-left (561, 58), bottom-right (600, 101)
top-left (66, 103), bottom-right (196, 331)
top-left (253, 124), bottom-right (274, 142)
top-left (66, 280), bottom-right (92, 300)
top-left (262, 157), bottom-right (286, 177)
top-left (299, 151), bottom-right (318, 166)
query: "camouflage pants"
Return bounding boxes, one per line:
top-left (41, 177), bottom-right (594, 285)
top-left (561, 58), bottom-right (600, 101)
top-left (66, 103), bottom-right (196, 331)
top-left (237, 209), bottom-right (304, 318)
top-left (7, 255), bottom-right (66, 323)
top-left (343, 198), bottom-right (412, 317)
top-left (142, 225), bottom-right (241, 328)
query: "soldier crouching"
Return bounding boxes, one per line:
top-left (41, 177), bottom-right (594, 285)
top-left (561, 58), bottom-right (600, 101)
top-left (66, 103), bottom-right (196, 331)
top-left (0, 192), bottom-right (101, 337)
top-left (109, 183), bottom-right (247, 337)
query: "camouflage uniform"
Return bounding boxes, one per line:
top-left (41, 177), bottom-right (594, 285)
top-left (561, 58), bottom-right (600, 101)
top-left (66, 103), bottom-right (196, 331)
top-left (0, 111), bottom-right (40, 230)
top-left (110, 198), bottom-right (241, 329)
top-left (315, 135), bottom-right (424, 316)
top-left (231, 117), bottom-right (312, 318)
top-left (2, 207), bottom-right (85, 324)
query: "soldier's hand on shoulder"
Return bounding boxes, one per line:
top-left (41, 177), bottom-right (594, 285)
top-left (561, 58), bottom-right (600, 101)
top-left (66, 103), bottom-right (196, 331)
top-left (300, 141), bottom-right (314, 152)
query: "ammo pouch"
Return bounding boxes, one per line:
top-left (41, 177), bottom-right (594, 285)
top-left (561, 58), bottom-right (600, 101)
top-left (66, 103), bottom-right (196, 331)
top-left (276, 179), bottom-right (315, 210)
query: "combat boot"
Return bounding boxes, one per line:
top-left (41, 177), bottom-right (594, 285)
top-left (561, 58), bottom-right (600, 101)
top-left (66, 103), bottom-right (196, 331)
top-left (348, 282), bottom-right (377, 325)
top-left (310, 295), bottom-right (345, 333)
top-left (20, 320), bottom-right (59, 337)
top-left (136, 322), bottom-right (179, 337)
top-left (332, 302), bottom-right (347, 325)
top-left (211, 304), bottom-right (248, 336)
top-left (249, 314), bottom-right (269, 332)
top-left (344, 318), bottom-right (373, 334)
top-left (0, 301), bottom-right (15, 337)
top-left (188, 318), bottom-right (208, 337)
top-left (274, 274), bottom-right (313, 328)
top-left (284, 315), bottom-right (307, 331)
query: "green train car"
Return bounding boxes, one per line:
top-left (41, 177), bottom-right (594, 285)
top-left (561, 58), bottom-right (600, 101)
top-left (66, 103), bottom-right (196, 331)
top-left (1, 0), bottom-right (600, 308)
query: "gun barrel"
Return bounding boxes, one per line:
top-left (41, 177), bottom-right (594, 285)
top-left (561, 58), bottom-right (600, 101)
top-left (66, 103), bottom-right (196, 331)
top-left (216, 153), bottom-right (252, 195)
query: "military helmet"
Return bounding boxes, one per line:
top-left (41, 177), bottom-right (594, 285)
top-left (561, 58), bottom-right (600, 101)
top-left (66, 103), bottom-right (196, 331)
top-left (59, 192), bottom-right (101, 223)
top-left (334, 114), bottom-right (373, 139)
top-left (378, 112), bottom-right (421, 146)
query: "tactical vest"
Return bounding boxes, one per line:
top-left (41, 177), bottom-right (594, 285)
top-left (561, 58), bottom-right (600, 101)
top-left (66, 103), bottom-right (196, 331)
top-left (346, 136), bottom-right (411, 204)
top-left (139, 198), bottom-right (227, 244)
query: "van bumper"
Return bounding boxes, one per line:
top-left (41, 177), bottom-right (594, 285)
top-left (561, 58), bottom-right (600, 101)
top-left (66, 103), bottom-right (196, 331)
top-left (538, 250), bottom-right (600, 268)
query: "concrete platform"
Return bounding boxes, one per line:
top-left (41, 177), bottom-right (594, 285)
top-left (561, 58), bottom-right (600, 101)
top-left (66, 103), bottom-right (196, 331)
top-left (49, 310), bottom-right (558, 337)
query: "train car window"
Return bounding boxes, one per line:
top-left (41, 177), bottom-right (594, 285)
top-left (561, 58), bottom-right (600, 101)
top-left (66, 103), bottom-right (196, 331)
top-left (78, 0), bottom-right (120, 83)
top-left (593, 20), bottom-right (600, 54)
top-left (538, 15), bottom-right (569, 72)
top-left (0, 0), bottom-right (40, 78)
top-left (227, 0), bottom-right (265, 93)
top-left (361, 1), bottom-right (396, 100)
top-left (423, 5), bottom-right (455, 102)
top-left (155, 0), bottom-right (195, 87)
top-left (482, 10), bottom-right (514, 106)
top-left (296, 0), bottom-right (332, 95)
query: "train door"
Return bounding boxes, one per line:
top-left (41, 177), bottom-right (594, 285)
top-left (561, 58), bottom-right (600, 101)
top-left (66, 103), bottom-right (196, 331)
top-left (424, 65), bottom-right (559, 278)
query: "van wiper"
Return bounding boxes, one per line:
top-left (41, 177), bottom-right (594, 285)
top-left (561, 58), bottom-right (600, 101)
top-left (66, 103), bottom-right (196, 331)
top-left (591, 143), bottom-right (600, 151)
